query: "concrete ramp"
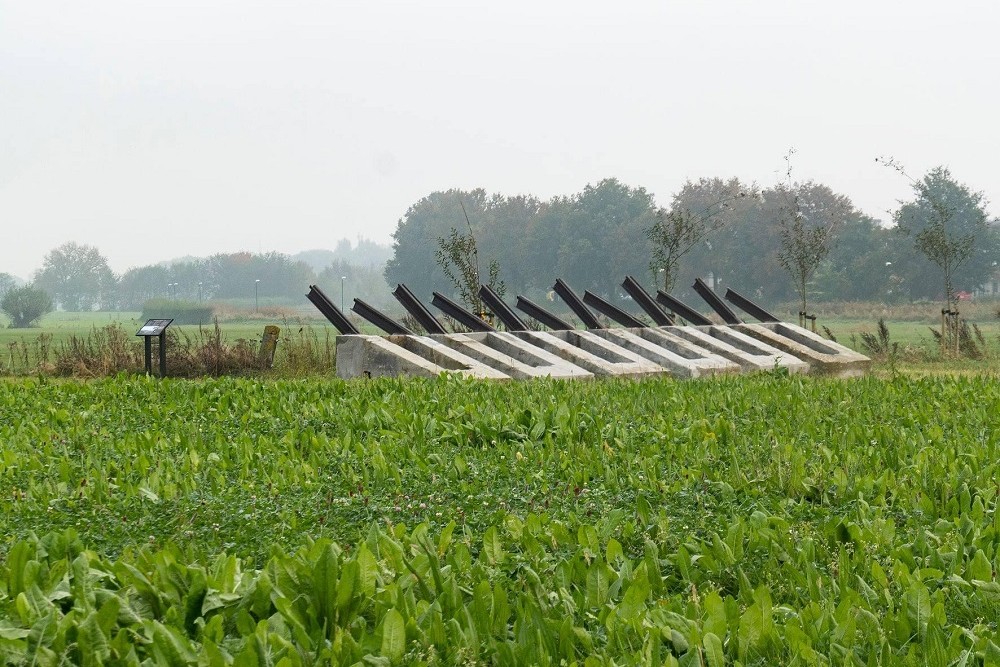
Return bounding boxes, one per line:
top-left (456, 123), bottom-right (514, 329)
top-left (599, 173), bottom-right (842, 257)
top-left (514, 330), bottom-right (667, 378)
top-left (336, 335), bottom-right (509, 379)
top-left (735, 322), bottom-right (871, 377)
top-left (435, 332), bottom-right (593, 379)
top-left (591, 328), bottom-right (740, 378)
top-left (668, 325), bottom-right (808, 374)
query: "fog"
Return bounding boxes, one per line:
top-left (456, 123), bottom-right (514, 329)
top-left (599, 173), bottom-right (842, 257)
top-left (2, 0), bottom-right (998, 279)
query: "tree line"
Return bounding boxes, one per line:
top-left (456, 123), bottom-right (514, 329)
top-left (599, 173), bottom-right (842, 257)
top-left (0, 242), bottom-right (393, 326)
top-left (385, 168), bottom-right (999, 311)
top-left (3, 165), bottom-right (996, 327)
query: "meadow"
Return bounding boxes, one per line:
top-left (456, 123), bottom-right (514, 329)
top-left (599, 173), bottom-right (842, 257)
top-left (2, 372), bottom-right (1000, 664)
top-left (5, 300), bottom-right (1000, 378)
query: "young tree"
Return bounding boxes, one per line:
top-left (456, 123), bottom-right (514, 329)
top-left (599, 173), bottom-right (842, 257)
top-left (775, 152), bottom-right (847, 315)
top-left (435, 202), bottom-right (504, 315)
top-left (1, 285), bottom-right (53, 327)
top-left (882, 161), bottom-right (991, 309)
top-left (646, 178), bottom-right (754, 293)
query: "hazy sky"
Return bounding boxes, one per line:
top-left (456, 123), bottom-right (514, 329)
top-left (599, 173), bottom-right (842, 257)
top-left (2, 0), bottom-right (998, 279)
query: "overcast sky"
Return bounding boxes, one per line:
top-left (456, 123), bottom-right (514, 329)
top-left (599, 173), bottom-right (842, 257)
top-left (2, 0), bottom-right (998, 279)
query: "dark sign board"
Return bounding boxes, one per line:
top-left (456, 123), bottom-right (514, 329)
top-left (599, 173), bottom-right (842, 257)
top-left (136, 319), bottom-right (173, 337)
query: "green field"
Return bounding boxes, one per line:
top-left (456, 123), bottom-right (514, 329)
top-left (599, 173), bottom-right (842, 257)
top-left (3, 373), bottom-right (1000, 664)
top-left (5, 304), bottom-right (1000, 378)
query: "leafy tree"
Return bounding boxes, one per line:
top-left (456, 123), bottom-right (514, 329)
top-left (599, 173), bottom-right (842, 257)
top-left (0, 272), bottom-right (18, 299)
top-left (1, 285), bottom-right (53, 327)
top-left (886, 163), bottom-right (995, 307)
top-left (114, 264), bottom-right (172, 310)
top-left (647, 179), bottom-right (754, 293)
top-left (668, 178), bottom-right (773, 302)
top-left (385, 190), bottom-right (490, 299)
top-left (775, 181), bottom-right (850, 314)
top-left (435, 214), bottom-right (505, 315)
top-left (201, 252), bottom-right (316, 302)
top-left (33, 242), bottom-right (115, 311)
top-left (562, 179), bottom-right (657, 295)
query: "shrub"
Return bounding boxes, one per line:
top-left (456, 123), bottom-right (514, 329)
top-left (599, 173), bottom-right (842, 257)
top-left (1, 285), bottom-right (53, 328)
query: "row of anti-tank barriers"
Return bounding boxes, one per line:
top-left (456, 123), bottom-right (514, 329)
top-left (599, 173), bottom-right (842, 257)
top-left (306, 276), bottom-right (871, 380)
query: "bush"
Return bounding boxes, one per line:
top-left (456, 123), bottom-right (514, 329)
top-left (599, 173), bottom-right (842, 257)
top-left (140, 299), bottom-right (214, 325)
top-left (1, 285), bottom-right (53, 328)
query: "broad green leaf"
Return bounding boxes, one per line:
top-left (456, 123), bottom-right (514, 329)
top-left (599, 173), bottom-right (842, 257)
top-left (380, 608), bottom-right (406, 663)
top-left (703, 632), bottom-right (725, 667)
top-left (482, 526), bottom-right (504, 565)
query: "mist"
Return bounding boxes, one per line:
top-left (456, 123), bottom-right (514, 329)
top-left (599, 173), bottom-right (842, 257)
top-left (3, 0), bottom-right (999, 279)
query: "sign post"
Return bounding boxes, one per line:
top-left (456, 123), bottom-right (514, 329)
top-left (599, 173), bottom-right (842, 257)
top-left (136, 319), bottom-right (173, 377)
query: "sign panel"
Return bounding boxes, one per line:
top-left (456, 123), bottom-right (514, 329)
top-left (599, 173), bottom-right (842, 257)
top-left (136, 319), bottom-right (173, 336)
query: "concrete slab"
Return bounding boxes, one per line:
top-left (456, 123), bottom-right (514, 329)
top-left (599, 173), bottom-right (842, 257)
top-left (434, 332), bottom-right (593, 379)
top-left (335, 334), bottom-right (509, 379)
top-left (735, 322), bottom-right (871, 377)
top-left (667, 325), bottom-right (808, 374)
top-left (514, 330), bottom-right (667, 378)
top-left (591, 328), bottom-right (740, 377)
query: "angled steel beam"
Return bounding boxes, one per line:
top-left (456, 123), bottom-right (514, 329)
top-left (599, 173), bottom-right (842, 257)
top-left (515, 296), bottom-right (574, 331)
top-left (583, 291), bottom-right (647, 328)
top-left (392, 283), bottom-right (448, 334)
top-left (655, 290), bottom-right (713, 326)
top-left (724, 287), bottom-right (780, 323)
top-left (553, 279), bottom-right (604, 329)
top-left (479, 285), bottom-right (528, 331)
top-left (431, 292), bottom-right (496, 332)
top-left (692, 278), bottom-right (742, 325)
top-left (622, 276), bottom-right (674, 326)
top-left (351, 298), bottom-right (414, 335)
top-left (306, 284), bottom-right (360, 335)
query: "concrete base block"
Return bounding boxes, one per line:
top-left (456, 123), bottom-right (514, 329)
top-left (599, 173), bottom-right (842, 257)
top-left (592, 328), bottom-right (739, 377)
top-left (434, 332), bottom-right (593, 379)
top-left (335, 335), bottom-right (509, 379)
top-left (736, 323), bottom-right (871, 377)
top-left (514, 330), bottom-right (667, 377)
top-left (669, 326), bottom-right (809, 374)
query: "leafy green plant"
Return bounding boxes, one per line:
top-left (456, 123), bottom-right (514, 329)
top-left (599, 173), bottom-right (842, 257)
top-left (1, 285), bottom-right (53, 328)
top-left (2, 374), bottom-right (1000, 663)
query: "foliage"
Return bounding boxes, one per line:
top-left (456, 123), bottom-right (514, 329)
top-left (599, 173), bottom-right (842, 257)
top-left (859, 317), bottom-right (898, 359)
top-left (0, 285), bottom-right (53, 328)
top-left (646, 179), bottom-right (753, 293)
top-left (4, 375), bottom-right (1000, 663)
top-left (435, 214), bottom-right (505, 315)
top-left (33, 242), bottom-right (115, 311)
top-left (775, 152), bottom-right (848, 313)
top-left (882, 161), bottom-right (996, 305)
top-left (0, 272), bottom-right (18, 299)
